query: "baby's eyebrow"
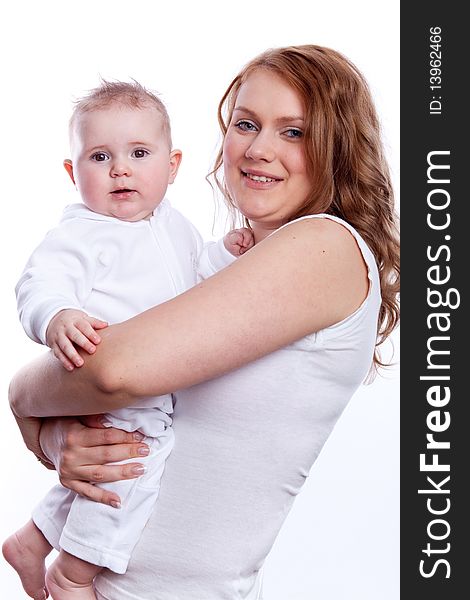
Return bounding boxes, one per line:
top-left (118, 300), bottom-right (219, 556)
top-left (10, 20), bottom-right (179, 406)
top-left (85, 145), bottom-right (108, 153)
top-left (233, 106), bottom-right (304, 124)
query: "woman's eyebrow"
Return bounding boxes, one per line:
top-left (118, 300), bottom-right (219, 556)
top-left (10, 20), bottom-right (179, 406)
top-left (233, 106), bottom-right (304, 124)
top-left (233, 106), bottom-right (258, 118)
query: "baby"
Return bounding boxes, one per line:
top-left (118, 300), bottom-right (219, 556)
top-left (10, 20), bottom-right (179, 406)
top-left (3, 80), bottom-right (254, 600)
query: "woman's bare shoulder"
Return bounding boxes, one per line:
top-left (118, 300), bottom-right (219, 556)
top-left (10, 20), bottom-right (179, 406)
top-left (256, 216), bottom-right (368, 283)
top-left (267, 215), bottom-right (363, 251)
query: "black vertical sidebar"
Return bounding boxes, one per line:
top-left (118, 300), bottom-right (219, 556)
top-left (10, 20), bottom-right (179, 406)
top-left (401, 3), bottom-right (467, 598)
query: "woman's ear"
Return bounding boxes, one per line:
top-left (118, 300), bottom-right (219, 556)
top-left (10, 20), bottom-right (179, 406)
top-left (63, 159), bottom-right (76, 185)
top-left (168, 150), bottom-right (183, 184)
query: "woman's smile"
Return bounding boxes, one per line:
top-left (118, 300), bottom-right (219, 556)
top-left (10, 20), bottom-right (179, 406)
top-left (242, 168), bottom-right (283, 188)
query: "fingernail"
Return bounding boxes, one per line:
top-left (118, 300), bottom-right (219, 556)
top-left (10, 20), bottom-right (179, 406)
top-left (110, 500), bottom-right (122, 509)
top-left (138, 446), bottom-right (150, 456)
top-left (131, 465), bottom-right (147, 475)
top-left (100, 418), bottom-right (113, 428)
top-left (133, 432), bottom-right (145, 441)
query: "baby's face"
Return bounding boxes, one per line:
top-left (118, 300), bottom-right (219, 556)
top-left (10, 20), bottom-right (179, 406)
top-left (67, 104), bottom-right (181, 222)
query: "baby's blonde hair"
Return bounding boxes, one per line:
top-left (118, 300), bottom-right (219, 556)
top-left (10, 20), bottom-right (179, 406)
top-left (69, 79), bottom-right (172, 146)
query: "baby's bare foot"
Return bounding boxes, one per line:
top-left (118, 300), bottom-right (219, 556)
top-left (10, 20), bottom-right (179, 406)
top-left (2, 521), bottom-right (51, 599)
top-left (45, 558), bottom-right (97, 599)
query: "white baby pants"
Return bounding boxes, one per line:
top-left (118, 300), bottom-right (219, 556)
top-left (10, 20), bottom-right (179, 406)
top-left (32, 427), bottom-right (174, 574)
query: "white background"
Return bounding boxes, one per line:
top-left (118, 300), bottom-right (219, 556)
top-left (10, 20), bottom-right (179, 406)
top-left (0, 1), bottom-right (399, 598)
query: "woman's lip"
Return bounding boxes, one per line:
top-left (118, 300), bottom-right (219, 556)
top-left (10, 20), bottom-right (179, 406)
top-left (242, 172), bottom-right (281, 190)
top-left (242, 169), bottom-right (282, 181)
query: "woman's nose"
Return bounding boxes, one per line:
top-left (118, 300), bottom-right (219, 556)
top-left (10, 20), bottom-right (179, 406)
top-left (245, 131), bottom-right (276, 162)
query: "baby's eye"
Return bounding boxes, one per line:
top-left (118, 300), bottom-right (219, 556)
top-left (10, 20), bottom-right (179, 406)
top-left (235, 120), bottom-right (258, 132)
top-left (91, 152), bottom-right (109, 162)
top-left (132, 148), bottom-right (150, 159)
top-left (283, 128), bottom-right (303, 139)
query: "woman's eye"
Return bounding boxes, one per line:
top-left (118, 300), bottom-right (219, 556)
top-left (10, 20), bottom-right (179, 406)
top-left (235, 120), bottom-right (258, 132)
top-left (132, 148), bottom-right (149, 158)
top-left (91, 152), bottom-right (109, 162)
top-left (284, 128), bottom-right (303, 139)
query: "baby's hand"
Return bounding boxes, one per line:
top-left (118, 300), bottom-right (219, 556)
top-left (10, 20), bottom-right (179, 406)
top-left (46, 309), bottom-right (108, 371)
top-left (223, 227), bottom-right (255, 257)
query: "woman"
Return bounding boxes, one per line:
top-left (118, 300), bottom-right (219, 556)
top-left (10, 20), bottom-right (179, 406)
top-left (8, 45), bottom-right (399, 599)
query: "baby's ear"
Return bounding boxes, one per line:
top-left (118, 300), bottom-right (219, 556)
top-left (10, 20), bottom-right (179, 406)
top-left (63, 159), bottom-right (76, 185)
top-left (168, 149), bottom-right (182, 184)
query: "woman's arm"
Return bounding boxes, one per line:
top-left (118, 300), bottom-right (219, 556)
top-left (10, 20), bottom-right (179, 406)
top-left (9, 349), bottom-right (130, 418)
top-left (12, 412), bottom-right (54, 467)
top-left (10, 218), bottom-right (369, 419)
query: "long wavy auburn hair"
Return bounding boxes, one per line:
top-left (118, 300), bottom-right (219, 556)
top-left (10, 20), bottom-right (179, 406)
top-left (210, 45), bottom-right (400, 372)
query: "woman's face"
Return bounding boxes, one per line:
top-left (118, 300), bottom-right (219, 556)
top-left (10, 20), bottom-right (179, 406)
top-left (223, 70), bottom-right (312, 241)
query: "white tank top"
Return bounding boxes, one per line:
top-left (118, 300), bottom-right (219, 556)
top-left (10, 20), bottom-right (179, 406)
top-left (94, 215), bottom-right (381, 600)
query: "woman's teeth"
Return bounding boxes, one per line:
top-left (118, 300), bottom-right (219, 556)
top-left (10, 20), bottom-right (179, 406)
top-left (245, 173), bottom-right (276, 183)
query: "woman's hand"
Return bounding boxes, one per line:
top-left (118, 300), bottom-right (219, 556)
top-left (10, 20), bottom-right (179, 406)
top-left (40, 417), bottom-right (149, 507)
